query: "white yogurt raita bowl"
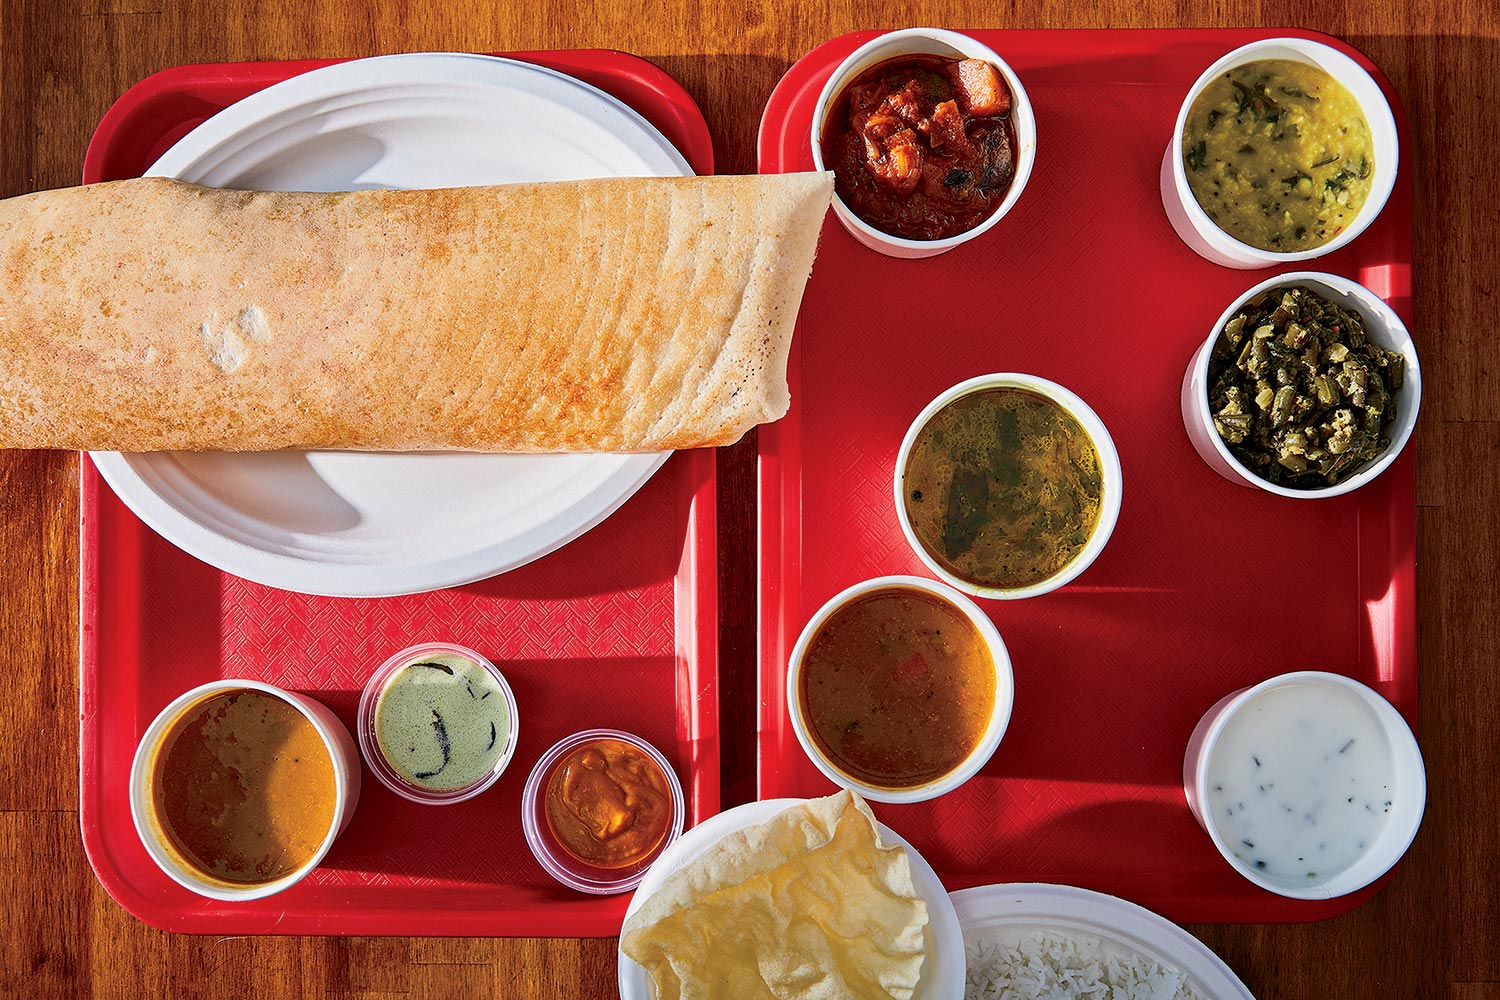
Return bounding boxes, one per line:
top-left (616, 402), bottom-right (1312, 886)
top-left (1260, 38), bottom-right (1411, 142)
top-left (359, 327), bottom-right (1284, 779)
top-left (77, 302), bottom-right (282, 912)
top-left (1183, 670), bottom-right (1425, 899)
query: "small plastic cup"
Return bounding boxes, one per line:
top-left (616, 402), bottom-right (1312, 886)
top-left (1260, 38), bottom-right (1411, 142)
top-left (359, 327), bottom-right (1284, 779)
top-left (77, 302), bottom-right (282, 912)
top-left (1183, 671), bottom-right (1425, 899)
top-left (786, 575), bottom-right (1014, 803)
top-left (1181, 271), bottom-right (1420, 498)
top-left (895, 373), bottom-right (1122, 599)
top-left (1160, 36), bottom-right (1399, 269)
top-left (357, 642), bottom-right (519, 805)
top-left (521, 729), bottom-right (685, 894)
top-left (130, 679), bottom-right (361, 901)
top-left (810, 27), bottom-right (1037, 259)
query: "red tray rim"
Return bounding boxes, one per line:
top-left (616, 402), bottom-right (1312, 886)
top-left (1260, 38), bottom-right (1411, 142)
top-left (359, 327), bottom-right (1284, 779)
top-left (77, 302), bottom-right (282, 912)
top-left (754, 26), bottom-right (1416, 924)
top-left (77, 49), bottom-right (719, 937)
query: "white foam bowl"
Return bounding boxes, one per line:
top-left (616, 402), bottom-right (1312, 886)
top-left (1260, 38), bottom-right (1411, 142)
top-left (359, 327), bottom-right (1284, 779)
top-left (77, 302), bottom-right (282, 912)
top-left (895, 373), bottom-right (1122, 599)
top-left (1181, 270), bottom-right (1420, 498)
top-left (810, 27), bottom-right (1037, 259)
top-left (1183, 671), bottom-right (1425, 899)
top-left (130, 679), bottom-right (362, 901)
top-left (786, 575), bottom-right (1014, 803)
top-left (1160, 36), bottom-right (1399, 268)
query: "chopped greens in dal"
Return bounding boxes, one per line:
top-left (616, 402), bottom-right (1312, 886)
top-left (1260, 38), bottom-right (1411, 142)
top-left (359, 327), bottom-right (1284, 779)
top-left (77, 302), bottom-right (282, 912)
top-left (1183, 59), bottom-right (1374, 252)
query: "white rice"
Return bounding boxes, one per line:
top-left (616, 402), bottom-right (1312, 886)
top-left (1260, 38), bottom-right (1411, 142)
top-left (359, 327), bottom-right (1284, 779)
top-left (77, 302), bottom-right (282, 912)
top-left (965, 929), bottom-right (1204, 1000)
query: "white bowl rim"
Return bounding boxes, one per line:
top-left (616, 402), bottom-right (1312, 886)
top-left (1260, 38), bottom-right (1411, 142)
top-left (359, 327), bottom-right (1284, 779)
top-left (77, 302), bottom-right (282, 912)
top-left (809, 26), bottom-right (1037, 250)
top-left (785, 574), bottom-right (1015, 804)
top-left (1188, 270), bottom-right (1421, 498)
top-left (128, 678), bottom-right (353, 901)
top-left (893, 373), bottom-right (1123, 599)
top-left (1169, 36), bottom-right (1400, 263)
top-left (1189, 670), bottom-right (1426, 899)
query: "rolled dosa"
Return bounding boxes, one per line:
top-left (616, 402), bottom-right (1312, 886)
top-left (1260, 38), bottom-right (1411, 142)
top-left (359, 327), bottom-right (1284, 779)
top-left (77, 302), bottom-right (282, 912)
top-left (0, 172), bottom-right (833, 451)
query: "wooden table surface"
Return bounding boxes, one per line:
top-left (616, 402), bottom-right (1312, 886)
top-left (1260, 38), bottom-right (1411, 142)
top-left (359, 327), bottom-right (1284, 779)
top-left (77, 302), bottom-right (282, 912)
top-left (2, 2), bottom-right (1497, 998)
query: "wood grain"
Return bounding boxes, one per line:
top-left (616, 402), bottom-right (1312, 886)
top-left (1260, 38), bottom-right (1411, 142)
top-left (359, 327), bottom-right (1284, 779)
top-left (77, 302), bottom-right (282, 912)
top-left (1, 2), bottom-right (1497, 998)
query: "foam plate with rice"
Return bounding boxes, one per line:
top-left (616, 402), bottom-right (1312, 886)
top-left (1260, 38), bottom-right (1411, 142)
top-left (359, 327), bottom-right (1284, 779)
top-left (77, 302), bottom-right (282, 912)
top-left (954, 883), bottom-right (1255, 1000)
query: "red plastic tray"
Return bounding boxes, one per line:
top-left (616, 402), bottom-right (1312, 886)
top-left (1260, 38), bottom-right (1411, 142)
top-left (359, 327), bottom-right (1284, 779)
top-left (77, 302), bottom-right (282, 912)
top-left (79, 51), bottom-right (718, 937)
top-left (757, 28), bottom-right (1415, 923)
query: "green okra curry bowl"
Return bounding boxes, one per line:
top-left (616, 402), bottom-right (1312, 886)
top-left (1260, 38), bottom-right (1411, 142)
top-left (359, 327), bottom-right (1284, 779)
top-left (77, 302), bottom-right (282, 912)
top-left (1180, 271), bottom-right (1420, 498)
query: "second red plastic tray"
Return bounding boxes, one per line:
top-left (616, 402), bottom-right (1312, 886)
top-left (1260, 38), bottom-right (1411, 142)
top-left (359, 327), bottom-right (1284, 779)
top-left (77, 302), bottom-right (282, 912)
top-left (757, 28), bottom-right (1416, 923)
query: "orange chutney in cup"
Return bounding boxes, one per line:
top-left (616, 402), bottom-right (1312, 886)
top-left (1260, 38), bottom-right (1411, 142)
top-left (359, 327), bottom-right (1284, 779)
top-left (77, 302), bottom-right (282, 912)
top-left (543, 737), bottom-right (674, 870)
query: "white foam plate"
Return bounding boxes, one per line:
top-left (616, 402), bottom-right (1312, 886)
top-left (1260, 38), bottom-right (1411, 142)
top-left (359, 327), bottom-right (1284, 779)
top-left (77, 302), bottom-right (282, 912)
top-left (90, 52), bottom-right (692, 597)
top-left (952, 883), bottom-right (1256, 1000)
top-left (617, 797), bottom-right (964, 1000)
